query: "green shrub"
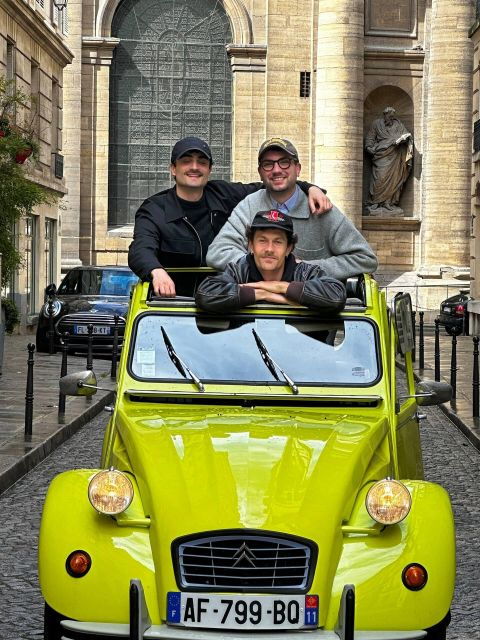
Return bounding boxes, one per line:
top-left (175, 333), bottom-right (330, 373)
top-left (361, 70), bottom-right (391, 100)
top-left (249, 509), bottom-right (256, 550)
top-left (1, 297), bottom-right (20, 334)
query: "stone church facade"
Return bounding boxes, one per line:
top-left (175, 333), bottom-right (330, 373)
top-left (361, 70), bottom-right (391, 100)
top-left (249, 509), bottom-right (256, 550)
top-left (61, 0), bottom-right (475, 307)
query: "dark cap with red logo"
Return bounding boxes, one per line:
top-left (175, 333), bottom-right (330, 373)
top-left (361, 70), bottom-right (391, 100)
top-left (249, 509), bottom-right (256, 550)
top-left (171, 136), bottom-right (213, 163)
top-left (250, 210), bottom-right (294, 236)
top-left (258, 137), bottom-right (299, 161)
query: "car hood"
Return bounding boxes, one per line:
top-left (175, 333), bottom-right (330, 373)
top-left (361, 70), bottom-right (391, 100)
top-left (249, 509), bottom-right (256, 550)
top-left (118, 405), bottom-right (388, 531)
top-left (116, 405), bottom-right (389, 609)
top-left (58, 295), bottom-right (129, 315)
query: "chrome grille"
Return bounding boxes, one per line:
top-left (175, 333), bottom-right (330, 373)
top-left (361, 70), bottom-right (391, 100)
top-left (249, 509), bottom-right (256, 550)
top-left (58, 313), bottom-right (126, 327)
top-left (174, 533), bottom-right (315, 592)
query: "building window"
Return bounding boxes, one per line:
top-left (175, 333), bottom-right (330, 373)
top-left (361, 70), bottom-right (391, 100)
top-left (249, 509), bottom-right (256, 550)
top-left (31, 61), bottom-right (40, 137)
top-left (108, 0), bottom-right (233, 226)
top-left (300, 71), bottom-right (311, 98)
top-left (6, 41), bottom-right (15, 83)
top-left (25, 216), bottom-right (37, 314)
top-left (51, 78), bottom-right (59, 155)
top-left (475, 120), bottom-right (480, 154)
top-left (44, 219), bottom-right (56, 287)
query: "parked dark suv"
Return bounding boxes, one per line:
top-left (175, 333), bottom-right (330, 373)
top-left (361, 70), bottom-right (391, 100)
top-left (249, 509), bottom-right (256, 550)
top-left (36, 266), bottom-right (138, 353)
top-left (436, 290), bottom-right (470, 335)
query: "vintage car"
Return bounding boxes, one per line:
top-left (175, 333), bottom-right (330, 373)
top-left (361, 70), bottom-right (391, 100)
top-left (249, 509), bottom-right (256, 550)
top-left (39, 272), bottom-right (455, 640)
top-left (36, 266), bottom-right (138, 354)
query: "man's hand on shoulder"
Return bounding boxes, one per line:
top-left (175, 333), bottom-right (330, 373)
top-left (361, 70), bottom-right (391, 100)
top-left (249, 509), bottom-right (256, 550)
top-left (151, 268), bottom-right (176, 297)
top-left (308, 186), bottom-right (332, 215)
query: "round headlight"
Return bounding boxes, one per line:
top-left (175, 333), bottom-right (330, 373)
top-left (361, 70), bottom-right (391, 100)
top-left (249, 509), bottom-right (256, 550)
top-left (42, 300), bottom-right (62, 317)
top-left (88, 469), bottom-right (133, 515)
top-left (365, 478), bottom-right (411, 525)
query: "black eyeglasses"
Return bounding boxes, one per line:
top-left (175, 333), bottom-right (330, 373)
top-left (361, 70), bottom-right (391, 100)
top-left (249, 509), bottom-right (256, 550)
top-left (259, 157), bottom-right (296, 171)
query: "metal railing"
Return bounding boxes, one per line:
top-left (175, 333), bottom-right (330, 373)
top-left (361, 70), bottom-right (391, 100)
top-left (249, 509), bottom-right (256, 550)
top-left (381, 283), bottom-right (469, 317)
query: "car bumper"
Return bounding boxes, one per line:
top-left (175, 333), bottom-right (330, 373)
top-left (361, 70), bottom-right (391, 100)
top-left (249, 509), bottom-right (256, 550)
top-left (436, 314), bottom-right (463, 329)
top-left (58, 582), bottom-right (427, 640)
top-left (59, 622), bottom-right (427, 639)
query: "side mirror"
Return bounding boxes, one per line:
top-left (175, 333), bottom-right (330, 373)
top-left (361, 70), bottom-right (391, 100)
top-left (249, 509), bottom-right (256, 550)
top-left (415, 380), bottom-right (452, 406)
top-left (45, 283), bottom-right (57, 297)
top-left (60, 370), bottom-right (98, 397)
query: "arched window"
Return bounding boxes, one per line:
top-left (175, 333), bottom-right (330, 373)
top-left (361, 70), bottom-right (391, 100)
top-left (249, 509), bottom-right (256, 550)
top-left (109, 0), bottom-right (233, 226)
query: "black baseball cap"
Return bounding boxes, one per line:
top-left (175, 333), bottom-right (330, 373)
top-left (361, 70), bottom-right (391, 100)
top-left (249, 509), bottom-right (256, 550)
top-left (250, 210), bottom-right (294, 237)
top-left (258, 137), bottom-right (299, 161)
top-left (171, 137), bottom-right (213, 163)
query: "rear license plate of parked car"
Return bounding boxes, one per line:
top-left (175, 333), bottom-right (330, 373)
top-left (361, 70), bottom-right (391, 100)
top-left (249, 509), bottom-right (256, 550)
top-left (74, 325), bottom-right (111, 335)
top-left (166, 592), bottom-right (318, 630)
top-left (443, 306), bottom-right (451, 313)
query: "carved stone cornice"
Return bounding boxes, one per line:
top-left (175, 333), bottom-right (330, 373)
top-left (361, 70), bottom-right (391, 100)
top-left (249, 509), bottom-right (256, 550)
top-left (82, 36), bottom-right (120, 65)
top-left (362, 216), bottom-right (421, 232)
top-left (364, 47), bottom-right (425, 63)
top-left (226, 44), bottom-right (267, 73)
top-left (0, 0), bottom-right (73, 67)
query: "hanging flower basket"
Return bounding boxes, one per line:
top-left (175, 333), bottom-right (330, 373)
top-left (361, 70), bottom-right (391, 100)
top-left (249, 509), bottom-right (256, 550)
top-left (15, 146), bottom-right (33, 164)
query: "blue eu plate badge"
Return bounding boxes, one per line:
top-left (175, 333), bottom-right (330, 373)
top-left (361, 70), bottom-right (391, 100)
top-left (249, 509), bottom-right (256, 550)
top-left (167, 592), bottom-right (181, 623)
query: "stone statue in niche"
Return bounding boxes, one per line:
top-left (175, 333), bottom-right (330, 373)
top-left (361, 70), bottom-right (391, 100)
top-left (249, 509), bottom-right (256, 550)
top-left (364, 107), bottom-right (413, 216)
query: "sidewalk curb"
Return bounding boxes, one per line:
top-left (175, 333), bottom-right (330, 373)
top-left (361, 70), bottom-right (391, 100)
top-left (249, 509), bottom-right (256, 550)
top-left (412, 368), bottom-right (480, 452)
top-left (437, 403), bottom-right (480, 452)
top-left (0, 390), bottom-right (114, 496)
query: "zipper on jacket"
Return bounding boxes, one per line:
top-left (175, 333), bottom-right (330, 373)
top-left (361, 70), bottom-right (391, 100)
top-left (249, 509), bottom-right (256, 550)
top-left (182, 217), bottom-right (203, 266)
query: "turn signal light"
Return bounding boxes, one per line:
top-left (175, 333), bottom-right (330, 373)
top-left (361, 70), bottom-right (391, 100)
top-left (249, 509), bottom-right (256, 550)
top-left (365, 478), bottom-right (411, 525)
top-left (66, 550), bottom-right (92, 578)
top-left (402, 563), bottom-right (428, 590)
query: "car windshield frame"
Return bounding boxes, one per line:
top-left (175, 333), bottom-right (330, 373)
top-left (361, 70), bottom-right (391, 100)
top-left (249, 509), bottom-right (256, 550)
top-left (57, 269), bottom-right (138, 297)
top-left (127, 311), bottom-right (382, 389)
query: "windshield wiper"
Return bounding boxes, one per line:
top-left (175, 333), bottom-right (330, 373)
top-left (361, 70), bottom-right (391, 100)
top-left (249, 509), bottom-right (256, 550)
top-left (251, 328), bottom-right (299, 395)
top-left (161, 327), bottom-right (205, 392)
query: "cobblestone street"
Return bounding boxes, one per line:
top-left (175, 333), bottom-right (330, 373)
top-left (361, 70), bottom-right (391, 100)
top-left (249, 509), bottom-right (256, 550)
top-left (0, 406), bottom-right (478, 639)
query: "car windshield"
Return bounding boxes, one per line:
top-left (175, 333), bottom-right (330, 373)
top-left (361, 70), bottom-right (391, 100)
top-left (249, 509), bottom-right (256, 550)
top-left (58, 269), bottom-right (138, 296)
top-left (130, 314), bottom-right (380, 386)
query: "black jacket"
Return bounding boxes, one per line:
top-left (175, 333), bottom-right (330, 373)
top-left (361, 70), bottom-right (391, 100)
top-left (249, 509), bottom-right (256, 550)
top-left (195, 254), bottom-right (346, 313)
top-left (128, 180), bottom-right (314, 281)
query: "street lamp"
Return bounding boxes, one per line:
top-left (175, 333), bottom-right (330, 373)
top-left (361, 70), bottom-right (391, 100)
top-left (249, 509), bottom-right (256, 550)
top-left (52, 0), bottom-right (67, 10)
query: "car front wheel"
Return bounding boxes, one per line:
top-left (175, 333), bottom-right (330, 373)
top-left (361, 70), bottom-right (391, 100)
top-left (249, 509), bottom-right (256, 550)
top-left (44, 602), bottom-right (64, 640)
top-left (425, 611), bottom-right (450, 640)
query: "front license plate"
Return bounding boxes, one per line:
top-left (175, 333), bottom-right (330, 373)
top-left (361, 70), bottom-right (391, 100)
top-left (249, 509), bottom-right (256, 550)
top-left (167, 592), bottom-right (318, 630)
top-left (74, 325), bottom-right (111, 335)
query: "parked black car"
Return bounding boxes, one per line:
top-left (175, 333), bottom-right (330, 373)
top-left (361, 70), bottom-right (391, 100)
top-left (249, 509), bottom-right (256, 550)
top-left (36, 266), bottom-right (138, 353)
top-left (436, 289), bottom-right (470, 335)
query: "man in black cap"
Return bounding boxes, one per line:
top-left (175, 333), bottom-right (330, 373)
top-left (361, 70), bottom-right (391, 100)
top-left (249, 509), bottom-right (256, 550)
top-left (195, 209), bottom-right (346, 313)
top-left (128, 136), bottom-right (331, 297)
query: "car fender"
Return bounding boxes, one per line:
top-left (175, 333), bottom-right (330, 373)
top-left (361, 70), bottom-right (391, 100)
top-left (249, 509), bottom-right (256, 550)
top-left (324, 480), bottom-right (455, 631)
top-left (38, 469), bottom-right (159, 623)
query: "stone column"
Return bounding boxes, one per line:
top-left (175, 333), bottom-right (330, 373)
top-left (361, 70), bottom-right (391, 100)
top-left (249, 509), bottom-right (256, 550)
top-left (421, 0), bottom-right (474, 272)
top-left (314, 0), bottom-right (364, 226)
top-left (61, 0), bottom-right (83, 271)
top-left (80, 37), bottom-right (119, 266)
top-left (227, 45), bottom-right (267, 182)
